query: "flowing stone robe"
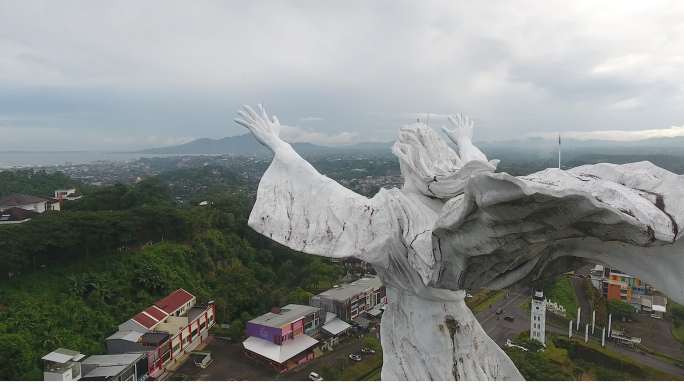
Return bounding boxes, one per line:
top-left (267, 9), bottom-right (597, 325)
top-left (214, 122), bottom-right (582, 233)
top-left (249, 143), bottom-right (684, 381)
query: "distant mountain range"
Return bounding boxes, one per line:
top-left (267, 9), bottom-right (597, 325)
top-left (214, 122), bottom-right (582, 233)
top-left (136, 134), bottom-right (395, 156)
top-left (136, 134), bottom-right (684, 157)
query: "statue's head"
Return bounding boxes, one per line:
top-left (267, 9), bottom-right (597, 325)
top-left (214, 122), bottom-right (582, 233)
top-left (392, 123), bottom-right (496, 199)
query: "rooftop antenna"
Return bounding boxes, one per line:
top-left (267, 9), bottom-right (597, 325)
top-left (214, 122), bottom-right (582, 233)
top-left (558, 132), bottom-right (561, 170)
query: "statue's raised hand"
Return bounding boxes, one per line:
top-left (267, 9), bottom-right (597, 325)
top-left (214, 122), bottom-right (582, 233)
top-left (442, 113), bottom-right (474, 147)
top-left (235, 104), bottom-right (285, 154)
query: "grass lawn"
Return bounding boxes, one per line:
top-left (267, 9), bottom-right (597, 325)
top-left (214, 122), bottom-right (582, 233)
top-left (520, 297), bottom-right (531, 312)
top-left (472, 291), bottom-right (506, 312)
top-left (466, 289), bottom-right (497, 310)
top-left (339, 351), bottom-right (384, 380)
top-left (544, 276), bottom-right (579, 319)
top-left (671, 322), bottom-right (684, 343)
top-left (362, 366), bottom-right (382, 381)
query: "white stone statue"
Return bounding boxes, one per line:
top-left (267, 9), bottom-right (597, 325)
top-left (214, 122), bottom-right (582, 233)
top-left (235, 104), bottom-right (684, 380)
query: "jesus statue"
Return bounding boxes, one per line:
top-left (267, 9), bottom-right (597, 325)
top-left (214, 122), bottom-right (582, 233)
top-left (235, 104), bottom-right (683, 380)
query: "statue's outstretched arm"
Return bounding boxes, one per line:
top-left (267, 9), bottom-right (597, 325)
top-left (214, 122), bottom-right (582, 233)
top-left (441, 114), bottom-right (492, 165)
top-left (235, 105), bottom-right (397, 266)
top-left (432, 162), bottom-right (684, 304)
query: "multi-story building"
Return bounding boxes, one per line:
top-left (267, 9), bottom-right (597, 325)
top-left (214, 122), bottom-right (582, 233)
top-left (600, 267), bottom-right (645, 308)
top-left (105, 289), bottom-right (215, 379)
top-left (243, 304), bottom-right (324, 372)
top-left (308, 276), bottom-right (386, 324)
top-left (594, 265), bottom-right (666, 316)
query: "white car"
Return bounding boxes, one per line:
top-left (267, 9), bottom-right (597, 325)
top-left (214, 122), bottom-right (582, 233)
top-left (466, 294), bottom-right (473, 299)
top-left (651, 313), bottom-right (661, 319)
top-left (309, 372), bottom-right (323, 381)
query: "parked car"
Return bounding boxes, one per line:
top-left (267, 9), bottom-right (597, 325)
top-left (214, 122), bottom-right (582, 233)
top-left (579, 274), bottom-right (586, 278)
top-left (361, 348), bottom-right (376, 354)
top-left (309, 372), bottom-right (323, 381)
top-left (627, 318), bottom-right (632, 323)
top-left (466, 294), bottom-right (473, 299)
top-left (349, 354), bottom-right (362, 362)
top-left (504, 316), bottom-right (514, 322)
top-left (651, 313), bottom-right (661, 319)
top-left (496, 308), bottom-right (503, 315)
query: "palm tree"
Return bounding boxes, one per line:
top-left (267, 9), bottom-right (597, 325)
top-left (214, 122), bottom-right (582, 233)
top-left (67, 275), bottom-right (86, 296)
top-left (90, 282), bottom-right (112, 301)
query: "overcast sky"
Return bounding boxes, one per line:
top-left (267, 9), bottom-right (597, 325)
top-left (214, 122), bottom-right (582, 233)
top-left (1, 1), bottom-right (684, 151)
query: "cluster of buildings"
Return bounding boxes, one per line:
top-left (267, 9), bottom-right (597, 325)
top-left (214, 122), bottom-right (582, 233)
top-left (590, 265), bottom-right (667, 317)
top-left (243, 276), bottom-right (387, 373)
top-left (41, 289), bottom-right (215, 381)
top-left (0, 189), bottom-right (81, 224)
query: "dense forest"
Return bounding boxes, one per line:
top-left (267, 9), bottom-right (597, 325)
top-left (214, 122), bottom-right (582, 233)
top-left (0, 169), bottom-right (342, 380)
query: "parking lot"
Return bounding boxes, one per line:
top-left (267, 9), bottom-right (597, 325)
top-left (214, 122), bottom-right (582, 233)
top-left (165, 333), bottom-right (369, 381)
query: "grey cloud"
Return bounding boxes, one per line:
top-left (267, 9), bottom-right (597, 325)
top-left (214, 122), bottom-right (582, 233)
top-left (0, 1), bottom-right (683, 151)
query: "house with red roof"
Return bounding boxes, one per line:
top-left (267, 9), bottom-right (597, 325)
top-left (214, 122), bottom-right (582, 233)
top-left (106, 289), bottom-right (215, 379)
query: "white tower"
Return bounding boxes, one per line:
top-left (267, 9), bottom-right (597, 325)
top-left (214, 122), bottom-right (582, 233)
top-left (530, 288), bottom-right (546, 345)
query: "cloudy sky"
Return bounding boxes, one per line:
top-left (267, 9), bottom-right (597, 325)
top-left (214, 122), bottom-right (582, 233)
top-left (1, 1), bottom-right (684, 151)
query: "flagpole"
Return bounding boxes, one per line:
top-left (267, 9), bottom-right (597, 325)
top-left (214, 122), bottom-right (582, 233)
top-left (558, 133), bottom-right (561, 170)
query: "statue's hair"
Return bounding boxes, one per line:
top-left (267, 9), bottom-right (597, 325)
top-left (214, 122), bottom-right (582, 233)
top-left (391, 123), bottom-right (495, 199)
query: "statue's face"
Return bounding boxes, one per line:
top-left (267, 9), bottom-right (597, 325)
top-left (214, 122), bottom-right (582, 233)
top-left (392, 124), bottom-right (463, 198)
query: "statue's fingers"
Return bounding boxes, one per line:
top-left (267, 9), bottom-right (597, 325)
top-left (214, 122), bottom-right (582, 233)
top-left (447, 115), bottom-right (457, 126)
top-left (237, 110), bottom-right (255, 124)
top-left (234, 118), bottom-right (253, 130)
top-left (441, 126), bottom-right (451, 134)
top-left (244, 105), bottom-right (260, 121)
top-left (271, 116), bottom-right (280, 125)
top-left (258, 104), bottom-right (269, 121)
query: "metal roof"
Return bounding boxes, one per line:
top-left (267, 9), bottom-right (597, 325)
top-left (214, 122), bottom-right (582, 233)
top-left (313, 276), bottom-right (382, 302)
top-left (82, 353), bottom-right (144, 366)
top-left (106, 330), bottom-right (144, 342)
top-left (243, 334), bottom-right (319, 363)
top-left (155, 289), bottom-right (194, 314)
top-left (321, 318), bottom-right (352, 335)
top-left (352, 316), bottom-right (372, 327)
top-left (145, 306), bottom-right (168, 321)
top-left (132, 312), bottom-right (159, 329)
top-left (83, 366), bottom-right (127, 379)
top-left (41, 348), bottom-right (85, 364)
top-left (249, 304), bottom-right (319, 329)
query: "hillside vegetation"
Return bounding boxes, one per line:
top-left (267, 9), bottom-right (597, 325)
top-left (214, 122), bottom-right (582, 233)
top-left (0, 169), bottom-right (341, 380)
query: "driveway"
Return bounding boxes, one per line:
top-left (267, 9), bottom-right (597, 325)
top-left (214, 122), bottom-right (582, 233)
top-left (280, 338), bottom-right (366, 381)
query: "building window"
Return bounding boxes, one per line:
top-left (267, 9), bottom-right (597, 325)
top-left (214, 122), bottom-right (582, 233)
top-left (173, 343), bottom-right (180, 354)
top-left (192, 328), bottom-right (198, 337)
top-left (200, 322), bottom-right (206, 331)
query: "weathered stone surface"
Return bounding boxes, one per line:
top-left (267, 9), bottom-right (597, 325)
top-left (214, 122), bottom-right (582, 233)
top-left (235, 104), bottom-right (684, 380)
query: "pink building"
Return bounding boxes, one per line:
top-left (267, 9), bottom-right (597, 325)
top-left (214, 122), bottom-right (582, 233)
top-left (243, 304), bottom-right (323, 372)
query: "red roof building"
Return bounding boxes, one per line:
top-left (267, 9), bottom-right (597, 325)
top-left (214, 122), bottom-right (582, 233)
top-left (155, 289), bottom-right (195, 316)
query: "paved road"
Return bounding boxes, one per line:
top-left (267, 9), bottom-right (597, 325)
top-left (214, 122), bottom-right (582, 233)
top-left (472, 284), bottom-right (684, 379)
top-left (474, 290), bottom-right (531, 347)
top-left (279, 338), bottom-right (367, 381)
top-left (571, 264), bottom-right (594, 325)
